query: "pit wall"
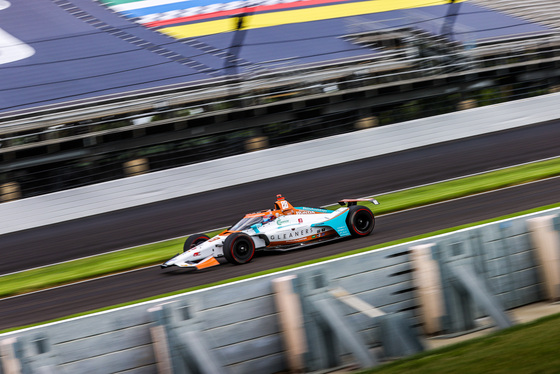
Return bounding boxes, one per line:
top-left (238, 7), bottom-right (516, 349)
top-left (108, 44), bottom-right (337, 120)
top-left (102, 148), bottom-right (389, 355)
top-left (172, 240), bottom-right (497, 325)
top-left (1, 92), bottom-right (560, 235)
top-left (1, 207), bottom-right (559, 374)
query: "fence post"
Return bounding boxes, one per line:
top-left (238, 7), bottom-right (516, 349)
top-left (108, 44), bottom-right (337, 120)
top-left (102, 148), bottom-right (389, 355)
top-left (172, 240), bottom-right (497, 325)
top-left (272, 275), bottom-right (307, 373)
top-left (527, 215), bottom-right (560, 301)
top-left (148, 305), bottom-right (173, 374)
top-left (0, 338), bottom-right (22, 374)
top-left (410, 243), bottom-right (445, 334)
top-left (0, 335), bottom-right (59, 374)
top-left (123, 158), bottom-right (149, 176)
top-left (0, 182), bottom-right (21, 202)
top-left (245, 136), bottom-right (269, 152)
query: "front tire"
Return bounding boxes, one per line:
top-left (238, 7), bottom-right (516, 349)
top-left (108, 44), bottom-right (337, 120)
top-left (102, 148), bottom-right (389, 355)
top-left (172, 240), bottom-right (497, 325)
top-left (183, 234), bottom-right (210, 252)
top-left (346, 205), bottom-right (375, 237)
top-left (223, 233), bottom-right (255, 265)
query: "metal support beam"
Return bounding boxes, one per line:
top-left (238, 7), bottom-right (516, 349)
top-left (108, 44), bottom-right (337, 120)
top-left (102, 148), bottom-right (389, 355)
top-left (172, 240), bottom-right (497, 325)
top-left (440, 0), bottom-right (462, 40)
top-left (330, 287), bottom-right (424, 359)
top-left (224, 10), bottom-right (252, 79)
top-left (296, 271), bottom-right (340, 371)
top-left (0, 335), bottom-right (59, 374)
top-left (378, 313), bottom-right (425, 358)
top-left (450, 264), bottom-right (514, 329)
top-left (149, 302), bottom-right (229, 374)
top-left (313, 298), bottom-right (377, 368)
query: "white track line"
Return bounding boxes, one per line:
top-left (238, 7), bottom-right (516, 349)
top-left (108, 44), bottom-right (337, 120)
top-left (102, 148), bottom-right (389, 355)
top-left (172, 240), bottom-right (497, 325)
top-left (2, 177), bottom-right (559, 301)
top-left (3, 177), bottom-right (560, 300)
top-left (2, 156), bottom-right (559, 277)
top-left (379, 174), bottom-right (560, 216)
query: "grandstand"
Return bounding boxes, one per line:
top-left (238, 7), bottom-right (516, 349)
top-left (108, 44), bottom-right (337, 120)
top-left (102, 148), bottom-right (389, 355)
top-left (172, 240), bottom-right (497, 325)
top-left (473, 0), bottom-right (560, 30)
top-left (1, 0), bottom-right (559, 201)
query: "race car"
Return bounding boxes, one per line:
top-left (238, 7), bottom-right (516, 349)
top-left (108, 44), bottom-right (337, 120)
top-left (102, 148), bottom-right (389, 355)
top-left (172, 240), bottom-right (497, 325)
top-left (161, 194), bottom-right (379, 270)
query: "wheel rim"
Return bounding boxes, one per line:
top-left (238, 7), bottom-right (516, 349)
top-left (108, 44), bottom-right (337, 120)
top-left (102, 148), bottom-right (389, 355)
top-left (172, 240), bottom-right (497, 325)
top-left (233, 239), bottom-right (253, 261)
top-left (354, 210), bottom-right (372, 233)
top-left (236, 241), bottom-right (249, 256)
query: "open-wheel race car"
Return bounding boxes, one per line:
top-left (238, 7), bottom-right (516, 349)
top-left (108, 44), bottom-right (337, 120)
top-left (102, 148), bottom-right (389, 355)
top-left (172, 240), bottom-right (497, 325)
top-left (161, 194), bottom-right (379, 270)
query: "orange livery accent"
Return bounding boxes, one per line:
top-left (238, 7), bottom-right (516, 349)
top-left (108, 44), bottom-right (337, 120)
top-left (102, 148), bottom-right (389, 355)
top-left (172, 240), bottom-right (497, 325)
top-left (195, 256), bottom-right (221, 270)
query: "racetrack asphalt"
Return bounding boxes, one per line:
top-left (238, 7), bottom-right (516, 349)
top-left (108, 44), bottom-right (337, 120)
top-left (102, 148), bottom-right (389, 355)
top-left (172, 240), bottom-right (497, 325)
top-left (0, 119), bottom-right (559, 330)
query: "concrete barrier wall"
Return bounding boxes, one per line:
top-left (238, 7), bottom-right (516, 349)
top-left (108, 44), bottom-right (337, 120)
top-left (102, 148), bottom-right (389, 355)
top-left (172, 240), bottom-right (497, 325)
top-left (1, 92), bottom-right (560, 235)
top-left (1, 207), bottom-right (558, 373)
top-left (412, 218), bottom-right (543, 334)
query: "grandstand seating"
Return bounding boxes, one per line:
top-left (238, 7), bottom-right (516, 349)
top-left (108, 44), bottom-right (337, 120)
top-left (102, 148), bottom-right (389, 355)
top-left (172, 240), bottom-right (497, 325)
top-left (473, 0), bottom-right (560, 30)
top-left (1, 0), bottom-right (559, 201)
top-left (0, 0), bottom-right (554, 113)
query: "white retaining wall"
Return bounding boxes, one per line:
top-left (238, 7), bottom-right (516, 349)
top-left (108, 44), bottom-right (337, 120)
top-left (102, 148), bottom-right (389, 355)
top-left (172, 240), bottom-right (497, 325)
top-left (1, 92), bottom-right (560, 235)
top-left (0, 208), bottom-right (558, 374)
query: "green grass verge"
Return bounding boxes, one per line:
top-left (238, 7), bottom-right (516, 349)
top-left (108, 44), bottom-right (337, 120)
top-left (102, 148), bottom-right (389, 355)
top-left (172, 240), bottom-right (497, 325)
top-left (1, 202), bottom-right (559, 335)
top-left (359, 312), bottom-right (560, 374)
top-left (0, 157), bottom-right (559, 300)
top-left (0, 228), bottom-right (221, 298)
top-left (342, 156), bottom-right (560, 214)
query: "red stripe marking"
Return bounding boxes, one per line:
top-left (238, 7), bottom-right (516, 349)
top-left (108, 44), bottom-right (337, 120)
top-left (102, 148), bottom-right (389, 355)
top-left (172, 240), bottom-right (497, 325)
top-left (144, 0), bottom-right (351, 28)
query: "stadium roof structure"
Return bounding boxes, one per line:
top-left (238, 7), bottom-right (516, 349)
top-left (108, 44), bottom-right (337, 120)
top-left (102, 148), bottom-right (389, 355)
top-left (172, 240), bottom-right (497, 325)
top-left (0, 0), bottom-right (554, 114)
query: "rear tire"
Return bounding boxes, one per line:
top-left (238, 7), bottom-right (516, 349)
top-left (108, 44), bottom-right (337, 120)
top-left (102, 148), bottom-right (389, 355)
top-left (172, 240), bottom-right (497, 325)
top-left (346, 205), bottom-right (375, 237)
top-left (223, 233), bottom-right (255, 265)
top-left (183, 234), bottom-right (210, 252)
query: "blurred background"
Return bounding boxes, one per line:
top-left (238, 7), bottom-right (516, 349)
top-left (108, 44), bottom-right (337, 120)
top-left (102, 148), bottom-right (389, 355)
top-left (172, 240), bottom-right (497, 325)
top-left (1, 1), bottom-right (560, 372)
top-left (1, 0), bottom-right (559, 201)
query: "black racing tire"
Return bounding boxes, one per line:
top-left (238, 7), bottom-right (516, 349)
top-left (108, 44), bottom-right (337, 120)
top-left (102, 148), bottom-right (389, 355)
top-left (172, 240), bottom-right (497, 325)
top-left (223, 233), bottom-right (255, 265)
top-left (346, 205), bottom-right (375, 237)
top-left (183, 234), bottom-right (210, 252)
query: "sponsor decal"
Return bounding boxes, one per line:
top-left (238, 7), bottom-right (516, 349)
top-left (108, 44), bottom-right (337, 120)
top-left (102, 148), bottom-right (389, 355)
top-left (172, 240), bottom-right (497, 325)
top-left (298, 218), bottom-right (303, 223)
top-left (271, 228), bottom-right (324, 240)
top-left (277, 218), bottom-right (290, 226)
top-left (193, 252), bottom-right (201, 257)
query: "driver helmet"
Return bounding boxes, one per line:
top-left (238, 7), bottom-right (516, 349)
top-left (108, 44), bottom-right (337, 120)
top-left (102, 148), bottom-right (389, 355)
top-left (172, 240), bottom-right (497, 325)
top-left (262, 214), bottom-right (275, 224)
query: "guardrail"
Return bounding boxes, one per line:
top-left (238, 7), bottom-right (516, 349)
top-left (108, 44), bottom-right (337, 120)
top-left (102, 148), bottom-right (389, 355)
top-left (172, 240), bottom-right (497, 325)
top-left (1, 208), bottom-right (558, 373)
top-left (1, 80), bottom-right (555, 202)
top-left (1, 91), bottom-right (559, 235)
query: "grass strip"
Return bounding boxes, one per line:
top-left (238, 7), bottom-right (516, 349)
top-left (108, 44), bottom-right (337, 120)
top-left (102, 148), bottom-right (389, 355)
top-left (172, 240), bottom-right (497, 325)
top-left (339, 156), bottom-right (560, 214)
top-left (0, 228), bottom-right (222, 298)
top-left (2, 202), bottom-right (559, 335)
top-left (359, 312), bottom-right (560, 374)
top-left (0, 157), bottom-right (559, 299)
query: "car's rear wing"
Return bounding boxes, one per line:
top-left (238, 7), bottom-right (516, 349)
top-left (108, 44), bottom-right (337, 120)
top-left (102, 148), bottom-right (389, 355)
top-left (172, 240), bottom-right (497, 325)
top-left (338, 198), bottom-right (379, 206)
